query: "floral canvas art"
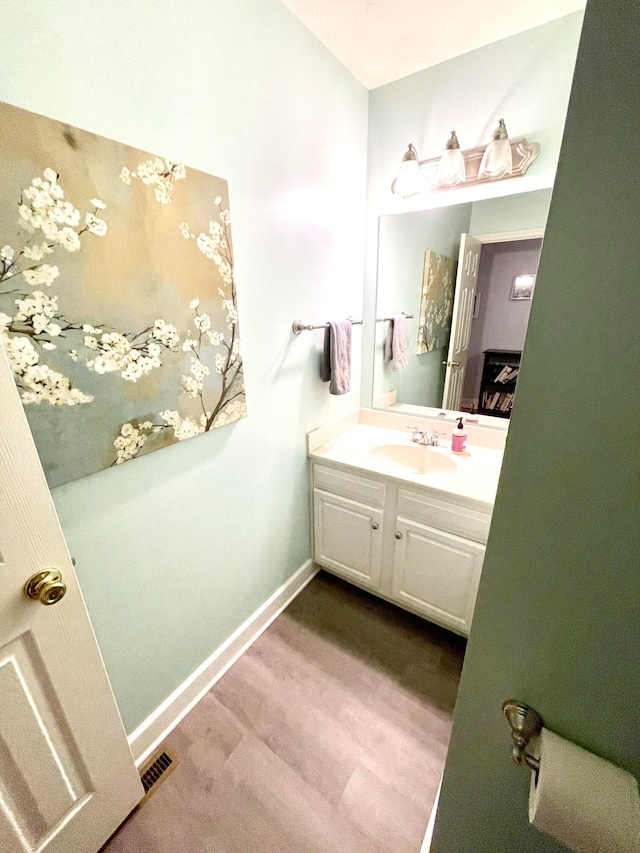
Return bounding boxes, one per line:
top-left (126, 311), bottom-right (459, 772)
top-left (0, 101), bottom-right (245, 487)
top-left (416, 250), bottom-right (457, 354)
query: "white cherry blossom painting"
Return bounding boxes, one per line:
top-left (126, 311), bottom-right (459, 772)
top-left (0, 101), bottom-right (246, 487)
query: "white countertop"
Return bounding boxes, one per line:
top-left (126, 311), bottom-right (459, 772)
top-left (309, 423), bottom-right (503, 509)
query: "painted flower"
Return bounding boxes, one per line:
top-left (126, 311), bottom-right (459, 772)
top-left (22, 264), bottom-right (60, 287)
top-left (56, 227), bottom-right (81, 252)
top-left (85, 212), bottom-right (108, 236)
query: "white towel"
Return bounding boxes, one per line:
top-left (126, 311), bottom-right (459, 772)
top-left (322, 320), bottom-right (352, 395)
top-left (384, 314), bottom-right (408, 371)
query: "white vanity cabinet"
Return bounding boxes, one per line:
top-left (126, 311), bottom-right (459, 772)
top-left (311, 462), bottom-right (492, 636)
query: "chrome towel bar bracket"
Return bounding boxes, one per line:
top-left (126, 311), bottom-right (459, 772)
top-left (503, 699), bottom-right (543, 773)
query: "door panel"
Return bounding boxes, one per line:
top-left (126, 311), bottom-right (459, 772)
top-left (0, 341), bottom-right (143, 853)
top-left (313, 489), bottom-right (383, 590)
top-left (0, 631), bottom-right (92, 847)
top-left (442, 234), bottom-right (481, 410)
top-left (392, 519), bottom-right (484, 635)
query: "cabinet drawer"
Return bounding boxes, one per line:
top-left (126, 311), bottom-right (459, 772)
top-left (397, 489), bottom-right (491, 544)
top-left (314, 464), bottom-right (385, 508)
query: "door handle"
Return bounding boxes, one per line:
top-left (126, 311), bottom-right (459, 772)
top-left (24, 569), bottom-right (67, 605)
top-left (442, 361), bottom-right (460, 367)
top-left (371, 523), bottom-right (379, 530)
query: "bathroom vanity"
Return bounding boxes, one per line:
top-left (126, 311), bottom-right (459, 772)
top-left (308, 410), bottom-right (505, 636)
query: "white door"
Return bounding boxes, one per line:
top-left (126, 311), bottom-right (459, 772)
top-left (313, 489), bottom-right (383, 591)
top-left (392, 518), bottom-right (484, 635)
top-left (442, 234), bottom-right (481, 411)
top-left (0, 343), bottom-right (143, 853)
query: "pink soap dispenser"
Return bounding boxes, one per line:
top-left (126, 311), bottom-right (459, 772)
top-left (452, 417), bottom-right (467, 453)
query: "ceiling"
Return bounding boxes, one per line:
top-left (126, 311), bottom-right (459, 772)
top-left (279, 0), bottom-right (585, 89)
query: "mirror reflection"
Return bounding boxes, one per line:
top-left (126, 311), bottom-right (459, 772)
top-left (372, 189), bottom-right (551, 422)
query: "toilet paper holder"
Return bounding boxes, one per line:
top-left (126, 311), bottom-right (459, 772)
top-left (503, 699), bottom-right (543, 773)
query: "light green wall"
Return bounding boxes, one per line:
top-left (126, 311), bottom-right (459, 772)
top-left (469, 188), bottom-right (552, 235)
top-left (0, 0), bottom-right (368, 732)
top-left (433, 1), bottom-right (640, 849)
top-left (362, 12), bottom-right (584, 407)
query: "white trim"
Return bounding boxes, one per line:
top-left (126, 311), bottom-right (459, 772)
top-left (373, 389), bottom-right (397, 410)
top-left (420, 779), bottom-right (442, 852)
top-left (473, 227), bottom-right (545, 244)
top-left (127, 559), bottom-right (319, 767)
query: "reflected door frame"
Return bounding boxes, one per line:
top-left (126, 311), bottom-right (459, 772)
top-left (443, 226), bottom-right (545, 412)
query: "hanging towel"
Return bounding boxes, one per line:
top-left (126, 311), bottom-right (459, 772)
top-left (322, 320), bottom-right (352, 395)
top-left (384, 314), bottom-right (408, 371)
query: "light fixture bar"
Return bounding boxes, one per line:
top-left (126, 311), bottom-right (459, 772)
top-left (391, 137), bottom-right (540, 196)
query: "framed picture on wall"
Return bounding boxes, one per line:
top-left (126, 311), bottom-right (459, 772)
top-left (511, 274), bottom-right (536, 300)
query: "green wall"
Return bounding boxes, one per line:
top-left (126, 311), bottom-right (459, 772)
top-left (432, 1), bottom-right (640, 849)
top-left (0, 0), bottom-right (368, 733)
top-left (469, 188), bottom-right (552, 236)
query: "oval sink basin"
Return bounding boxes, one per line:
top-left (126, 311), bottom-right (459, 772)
top-left (368, 443), bottom-right (459, 475)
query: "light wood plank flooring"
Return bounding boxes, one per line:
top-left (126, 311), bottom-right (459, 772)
top-left (104, 571), bottom-right (465, 853)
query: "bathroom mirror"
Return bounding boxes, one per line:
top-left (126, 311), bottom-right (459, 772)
top-left (371, 188), bottom-right (552, 425)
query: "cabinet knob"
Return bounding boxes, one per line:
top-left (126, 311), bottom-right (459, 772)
top-left (395, 532), bottom-right (402, 540)
top-left (371, 523), bottom-right (379, 530)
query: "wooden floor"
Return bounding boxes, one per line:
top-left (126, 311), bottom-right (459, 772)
top-left (104, 571), bottom-right (465, 853)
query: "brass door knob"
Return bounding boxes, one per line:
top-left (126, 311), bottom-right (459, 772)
top-left (24, 569), bottom-right (67, 606)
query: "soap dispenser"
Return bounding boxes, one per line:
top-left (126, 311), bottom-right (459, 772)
top-left (452, 417), bottom-right (467, 453)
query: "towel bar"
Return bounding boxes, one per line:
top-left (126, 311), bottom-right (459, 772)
top-left (376, 313), bottom-right (414, 322)
top-left (292, 316), bottom-right (362, 335)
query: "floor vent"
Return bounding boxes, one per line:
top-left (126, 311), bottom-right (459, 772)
top-left (136, 747), bottom-right (178, 809)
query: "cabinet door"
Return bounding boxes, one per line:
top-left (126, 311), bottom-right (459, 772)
top-left (392, 519), bottom-right (484, 635)
top-left (313, 489), bottom-right (383, 590)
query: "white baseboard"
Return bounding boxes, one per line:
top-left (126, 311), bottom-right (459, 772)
top-left (421, 779), bottom-right (442, 852)
top-left (127, 559), bottom-right (319, 767)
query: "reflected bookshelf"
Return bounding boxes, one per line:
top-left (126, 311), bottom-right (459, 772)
top-left (478, 349), bottom-right (522, 418)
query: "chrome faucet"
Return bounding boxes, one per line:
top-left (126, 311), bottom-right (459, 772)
top-left (407, 426), bottom-right (440, 446)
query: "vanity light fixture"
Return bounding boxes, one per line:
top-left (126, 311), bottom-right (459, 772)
top-left (478, 118), bottom-right (513, 180)
top-left (393, 144), bottom-right (421, 197)
top-left (436, 131), bottom-right (466, 187)
top-left (391, 122), bottom-right (540, 198)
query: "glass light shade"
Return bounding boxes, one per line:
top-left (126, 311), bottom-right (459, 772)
top-left (436, 132), bottom-right (466, 187)
top-left (479, 119), bottom-right (513, 179)
top-left (394, 145), bottom-right (421, 196)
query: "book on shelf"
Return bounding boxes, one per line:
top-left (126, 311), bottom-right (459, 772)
top-left (481, 390), bottom-right (514, 412)
top-left (492, 365), bottom-right (519, 384)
